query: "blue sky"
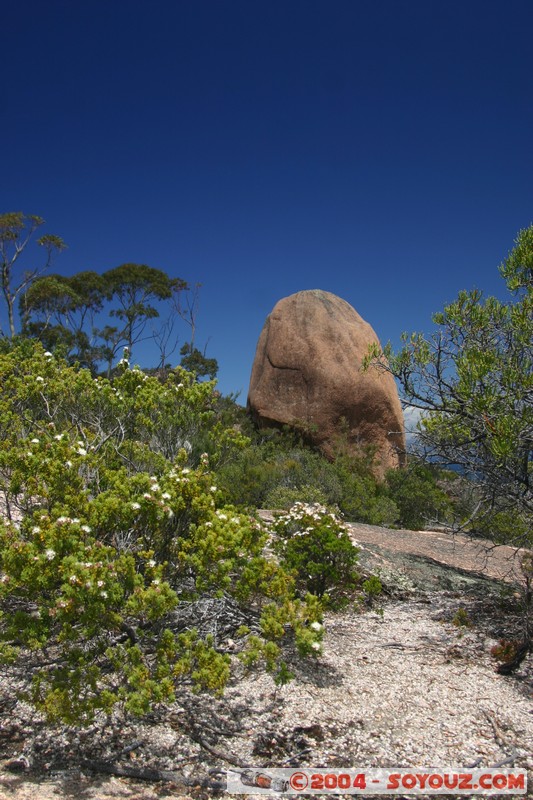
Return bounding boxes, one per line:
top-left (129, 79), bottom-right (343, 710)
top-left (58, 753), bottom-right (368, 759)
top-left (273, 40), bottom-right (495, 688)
top-left (3, 0), bottom-right (533, 399)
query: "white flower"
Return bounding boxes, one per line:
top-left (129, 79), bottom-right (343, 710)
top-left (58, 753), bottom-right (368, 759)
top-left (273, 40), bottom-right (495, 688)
top-left (143, 493), bottom-right (152, 500)
top-left (54, 434), bottom-right (64, 441)
top-left (30, 438), bottom-right (40, 444)
top-left (311, 642), bottom-right (321, 651)
top-left (181, 467), bottom-right (190, 474)
top-left (147, 559), bottom-right (156, 568)
top-left (152, 578), bottom-right (160, 586)
top-left (32, 526), bottom-right (41, 534)
top-left (45, 549), bottom-right (56, 560)
top-left (231, 517), bottom-right (240, 524)
top-left (97, 580), bottom-right (104, 587)
top-left (100, 591), bottom-right (108, 599)
top-left (44, 351), bottom-right (53, 357)
top-left (205, 521), bottom-right (213, 528)
top-left (162, 492), bottom-right (171, 500)
top-left (149, 475), bottom-right (158, 482)
top-left (311, 621), bottom-right (322, 632)
top-left (85, 581), bottom-right (92, 588)
top-left (210, 486), bottom-right (217, 492)
top-left (150, 483), bottom-right (160, 492)
top-left (65, 460), bottom-right (73, 468)
top-left (81, 525), bottom-right (91, 533)
top-left (69, 575), bottom-right (78, 583)
top-left (56, 516), bottom-right (69, 524)
top-left (0, 574), bottom-right (10, 584)
top-left (166, 508), bottom-right (174, 518)
top-left (217, 513), bottom-right (228, 521)
top-left (77, 447), bottom-right (87, 456)
top-left (36, 376), bottom-right (45, 382)
top-left (131, 502), bottom-right (141, 510)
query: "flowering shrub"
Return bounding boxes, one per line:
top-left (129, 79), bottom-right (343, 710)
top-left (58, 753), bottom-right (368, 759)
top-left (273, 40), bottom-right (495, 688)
top-left (270, 502), bottom-right (360, 607)
top-left (0, 341), bottom-right (322, 723)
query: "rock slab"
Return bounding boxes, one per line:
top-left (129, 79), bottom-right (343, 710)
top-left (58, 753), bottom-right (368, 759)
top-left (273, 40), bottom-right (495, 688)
top-left (247, 289), bottom-right (405, 474)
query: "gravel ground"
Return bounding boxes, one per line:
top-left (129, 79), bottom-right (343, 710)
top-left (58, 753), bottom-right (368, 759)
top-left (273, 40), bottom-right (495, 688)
top-left (1, 583), bottom-right (532, 800)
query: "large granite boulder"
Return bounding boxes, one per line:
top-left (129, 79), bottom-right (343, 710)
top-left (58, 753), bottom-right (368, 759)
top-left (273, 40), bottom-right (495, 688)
top-left (247, 290), bottom-right (405, 476)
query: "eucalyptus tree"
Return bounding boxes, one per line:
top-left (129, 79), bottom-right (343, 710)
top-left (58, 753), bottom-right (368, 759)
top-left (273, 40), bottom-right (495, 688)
top-left (367, 225), bottom-right (533, 548)
top-left (0, 212), bottom-right (65, 338)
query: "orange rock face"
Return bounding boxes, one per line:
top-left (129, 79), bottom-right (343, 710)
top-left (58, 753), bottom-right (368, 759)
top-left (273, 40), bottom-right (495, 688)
top-left (247, 290), bottom-right (406, 476)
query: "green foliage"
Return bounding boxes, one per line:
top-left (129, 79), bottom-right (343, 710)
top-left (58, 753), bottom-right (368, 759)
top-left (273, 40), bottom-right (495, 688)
top-left (216, 432), bottom-right (401, 526)
top-left (367, 225), bottom-right (533, 546)
top-left (331, 454), bottom-right (399, 526)
top-left (270, 502), bottom-right (360, 607)
top-left (0, 212), bottom-right (66, 339)
top-left (451, 608), bottom-right (472, 628)
top-left (179, 343), bottom-right (218, 380)
top-left (0, 340), bottom-right (322, 723)
top-left (385, 462), bottom-right (451, 530)
top-left (21, 264), bottom-right (191, 374)
top-left (264, 483), bottom-right (328, 510)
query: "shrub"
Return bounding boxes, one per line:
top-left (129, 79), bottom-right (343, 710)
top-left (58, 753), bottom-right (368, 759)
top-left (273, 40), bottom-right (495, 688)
top-left (385, 462), bottom-right (451, 530)
top-left (270, 502), bottom-right (360, 607)
top-left (264, 483), bottom-right (328, 510)
top-left (0, 341), bottom-right (323, 723)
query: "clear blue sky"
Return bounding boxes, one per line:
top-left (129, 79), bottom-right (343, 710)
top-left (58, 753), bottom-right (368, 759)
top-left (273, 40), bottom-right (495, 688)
top-left (3, 0), bottom-right (532, 399)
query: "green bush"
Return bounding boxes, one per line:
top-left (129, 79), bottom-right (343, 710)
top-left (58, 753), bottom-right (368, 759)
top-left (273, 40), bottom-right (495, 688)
top-left (270, 502), bottom-right (360, 607)
top-left (0, 341), bottom-right (323, 723)
top-left (385, 462), bottom-right (451, 530)
top-left (264, 483), bottom-right (328, 509)
top-left (332, 454), bottom-right (399, 526)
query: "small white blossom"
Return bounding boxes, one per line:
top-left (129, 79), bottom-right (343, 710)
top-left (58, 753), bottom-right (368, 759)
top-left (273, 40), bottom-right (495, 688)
top-left (311, 642), bottom-right (321, 651)
top-left (97, 580), bottom-right (104, 587)
top-left (152, 578), bottom-right (160, 586)
top-left (100, 591), bottom-right (108, 598)
top-left (32, 526), bottom-right (41, 534)
top-left (147, 559), bottom-right (156, 568)
top-left (54, 434), bottom-right (64, 441)
top-left (43, 351), bottom-right (53, 357)
top-left (181, 467), bottom-right (190, 474)
top-left (311, 621), bottom-right (322, 631)
top-left (210, 486), bottom-right (217, 492)
top-left (205, 521), bottom-right (213, 528)
top-left (77, 447), bottom-right (87, 456)
top-left (143, 493), bottom-right (152, 500)
top-left (36, 376), bottom-right (45, 382)
top-left (65, 460), bottom-right (73, 468)
top-left (45, 549), bottom-right (56, 560)
top-left (31, 438), bottom-right (40, 444)
top-left (81, 525), bottom-right (91, 533)
top-left (217, 513), bottom-right (228, 521)
top-left (151, 483), bottom-right (160, 492)
top-left (131, 502), bottom-right (141, 510)
top-left (162, 492), bottom-right (171, 500)
top-left (69, 575), bottom-right (78, 583)
top-left (149, 475), bottom-right (158, 482)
